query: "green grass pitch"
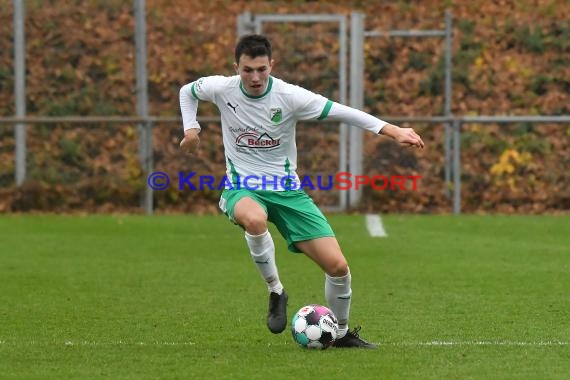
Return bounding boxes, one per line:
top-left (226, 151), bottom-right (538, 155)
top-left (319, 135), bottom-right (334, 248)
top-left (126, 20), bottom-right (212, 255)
top-left (1, 214), bottom-right (569, 379)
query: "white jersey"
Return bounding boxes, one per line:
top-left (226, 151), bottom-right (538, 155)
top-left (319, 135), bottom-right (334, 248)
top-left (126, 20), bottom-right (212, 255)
top-left (180, 75), bottom-right (387, 191)
top-left (185, 75), bottom-right (332, 191)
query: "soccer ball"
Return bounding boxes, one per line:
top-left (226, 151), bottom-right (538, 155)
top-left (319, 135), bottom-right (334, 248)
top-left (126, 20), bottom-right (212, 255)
top-left (291, 304), bottom-right (338, 349)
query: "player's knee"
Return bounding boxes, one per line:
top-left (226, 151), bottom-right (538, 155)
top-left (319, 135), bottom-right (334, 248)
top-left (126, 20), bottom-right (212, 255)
top-left (327, 258), bottom-right (349, 277)
top-left (240, 213), bottom-right (268, 235)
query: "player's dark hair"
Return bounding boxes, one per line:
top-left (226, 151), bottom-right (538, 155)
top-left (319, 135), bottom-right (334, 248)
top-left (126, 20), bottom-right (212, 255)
top-left (235, 34), bottom-right (272, 63)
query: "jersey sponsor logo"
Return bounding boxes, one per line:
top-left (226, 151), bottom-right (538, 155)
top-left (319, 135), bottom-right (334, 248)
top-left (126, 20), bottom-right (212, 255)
top-left (270, 107), bottom-right (282, 123)
top-left (235, 132), bottom-right (280, 149)
top-left (229, 126), bottom-right (258, 134)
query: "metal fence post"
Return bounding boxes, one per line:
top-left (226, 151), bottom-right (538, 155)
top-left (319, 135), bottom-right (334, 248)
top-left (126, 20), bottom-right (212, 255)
top-left (144, 121), bottom-right (153, 210)
top-left (237, 11), bottom-right (254, 36)
top-left (444, 124), bottom-right (452, 196)
top-left (349, 12), bottom-right (365, 209)
top-left (134, 0), bottom-right (153, 214)
top-left (444, 10), bottom-right (453, 198)
top-left (452, 119), bottom-right (461, 215)
top-left (338, 16), bottom-right (349, 211)
top-left (14, 0), bottom-right (26, 186)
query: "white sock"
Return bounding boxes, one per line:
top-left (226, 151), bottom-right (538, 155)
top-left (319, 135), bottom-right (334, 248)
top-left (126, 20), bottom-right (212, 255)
top-left (325, 269), bottom-right (352, 338)
top-left (245, 230), bottom-right (283, 294)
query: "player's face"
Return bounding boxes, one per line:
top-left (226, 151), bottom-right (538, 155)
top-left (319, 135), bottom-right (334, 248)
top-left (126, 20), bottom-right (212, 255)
top-left (234, 54), bottom-right (273, 96)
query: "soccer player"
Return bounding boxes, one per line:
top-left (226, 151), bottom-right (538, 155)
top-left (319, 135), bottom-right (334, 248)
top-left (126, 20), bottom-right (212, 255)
top-left (179, 34), bottom-right (424, 348)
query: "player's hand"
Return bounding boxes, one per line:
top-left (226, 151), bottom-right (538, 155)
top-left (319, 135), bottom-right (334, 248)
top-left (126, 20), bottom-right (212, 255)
top-left (381, 124), bottom-right (425, 149)
top-left (394, 127), bottom-right (425, 149)
top-left (180, 129), bottom-right (200, 154)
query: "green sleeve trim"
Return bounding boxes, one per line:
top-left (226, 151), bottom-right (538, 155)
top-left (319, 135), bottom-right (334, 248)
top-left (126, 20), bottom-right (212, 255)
top-left (317, 100), bottom-right (333, 120)
top-left (191, 83), bottom-right (201, 100)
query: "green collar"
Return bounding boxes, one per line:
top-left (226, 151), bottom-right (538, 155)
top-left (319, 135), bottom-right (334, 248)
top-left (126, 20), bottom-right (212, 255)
top-left (239, 76), bottom-right (273, 99)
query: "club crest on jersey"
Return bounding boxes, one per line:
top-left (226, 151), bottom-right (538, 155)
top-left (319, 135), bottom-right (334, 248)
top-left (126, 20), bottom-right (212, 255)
top-left (270, 107), bottom-right (282, 124)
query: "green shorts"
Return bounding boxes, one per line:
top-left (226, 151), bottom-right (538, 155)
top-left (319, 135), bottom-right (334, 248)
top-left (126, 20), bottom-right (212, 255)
top-left (219, 189), bottom-right (335, 253)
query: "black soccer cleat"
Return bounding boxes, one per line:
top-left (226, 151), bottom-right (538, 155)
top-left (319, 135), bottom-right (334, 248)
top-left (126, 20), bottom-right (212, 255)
top-left (267, 290), bottom-right (288, 334)
top-left (332, 326), bottom-right (377, 349)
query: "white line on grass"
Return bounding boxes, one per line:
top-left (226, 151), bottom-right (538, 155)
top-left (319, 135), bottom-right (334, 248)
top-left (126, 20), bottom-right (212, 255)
top-left (0, 340), bottom-right (195, 346)
top-left (365, 214), bottom-right (387, 237)
top-left (382, 341), bottom-right (569, 346)
top-left (1, 340), bottom-right (567, 347)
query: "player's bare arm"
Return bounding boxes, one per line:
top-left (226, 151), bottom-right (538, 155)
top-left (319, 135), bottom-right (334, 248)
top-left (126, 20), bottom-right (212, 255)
top-left (380, 123), bottom-right (425, 149)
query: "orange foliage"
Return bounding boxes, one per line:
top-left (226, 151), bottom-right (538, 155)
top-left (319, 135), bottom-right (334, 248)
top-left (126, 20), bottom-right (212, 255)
top-left (0, 0), bottom-right (568, 213)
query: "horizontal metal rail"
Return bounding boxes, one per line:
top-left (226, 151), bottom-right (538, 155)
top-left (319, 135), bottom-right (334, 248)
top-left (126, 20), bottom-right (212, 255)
top-left (364, 30), bottom-right (447, 37)
top-left (1, 115), bottom-right (568, 124)
top-left (253, 14), bottom-right (346, 23)
top-left (0, 116), bottom-right (213, 124)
